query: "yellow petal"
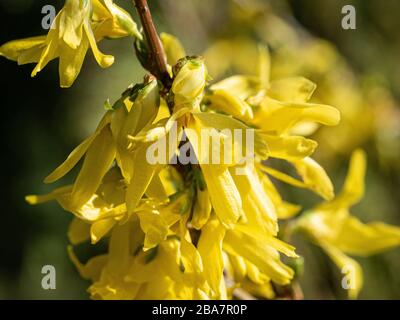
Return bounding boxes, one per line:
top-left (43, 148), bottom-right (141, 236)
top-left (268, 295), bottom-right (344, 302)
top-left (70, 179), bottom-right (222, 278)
top-left (136, 210), bottom-right (169, 251)
top-left (210, 75), bottom-right (260, 100)
top-left (262, 134), bottom-right (318, 161)
top-left (320, 241), bottom-right (363, 299)
top-left (31, 29), bottom-right (59, 77)
top-left (59, 38), bottom-right (89, 88)
top-left (260, 172), bottom-right (302, 219)
top-left (324, 149), bottom-right (366, 210)
top-left (84, 21), bottom-right (114, 68)
top-left (107, 223), bottom-right (131, 272)
top-left (191, 188), bottom-right (212, 230)
top-left (180, 218), bottom-right (203, 274)
top-left (334, 216), bottom-right (400, 256)
top-left (191, 112), bottom-right (266, 164)
top-left (228, 254), bottom-right (247, 280)
top-left (267, 77), bottom-right (316, 102)
top-left (208, 89), bottom-right (253, 121)
top-left (0, 36), bottom-right (46, 62)
top-left (160, 32), bottom-right (186, 66)
top-left (68, 246), bottom-right (108, 281)
top-left (253, 97), bottom-right (340, 134)
top-left (145, 174), bottom-right (169, 202)
top-left (200, 165), bottom-right (243, 228)
top-left (198, 218), bottom-right (226, 297)
top-left (25, 185), bottom-right (72, 205)
top-left (261, 166), bottom-right (308, 189)
top-left (90, 218), bottom-right (116, 244)
top-left (59, 0), bottom-right (88, 48)
top-left (68, 217), bottom-right (90, 245)
top-left (100, 0), bottom-right (142, 39)
top-left (44, 112), bottom-right (112, 183)
top-left (293, 157), bottom-right (334, 200)
top-left (230, 165), bottom-right (278, 235)
top-left (71, 125), bottom-right (116, 208)
top-left (125, 143), bottom-right (160, 215)
top-left (224, 230), bottom-right (294, 285)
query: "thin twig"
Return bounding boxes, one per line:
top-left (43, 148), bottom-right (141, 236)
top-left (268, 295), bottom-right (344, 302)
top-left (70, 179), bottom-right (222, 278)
top-left (133, 0), bottom-right (172, 89)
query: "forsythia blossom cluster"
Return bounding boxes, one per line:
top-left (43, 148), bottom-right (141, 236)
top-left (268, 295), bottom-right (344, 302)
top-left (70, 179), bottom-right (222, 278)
top-left (0, 0), bottom-right (141, 87)
top-left (2, 0), bottom-right (400, 300)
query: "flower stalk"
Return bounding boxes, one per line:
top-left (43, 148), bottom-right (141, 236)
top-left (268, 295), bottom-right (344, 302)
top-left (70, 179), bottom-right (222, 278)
top-left (133, 0), bottom-right (172, 90)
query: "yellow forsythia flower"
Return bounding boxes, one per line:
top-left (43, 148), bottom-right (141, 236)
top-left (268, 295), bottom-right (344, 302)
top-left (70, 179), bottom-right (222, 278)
top-left (295, 149), bottom-right (400, 299)
top-left (0, 0), bottom-right (140, 87)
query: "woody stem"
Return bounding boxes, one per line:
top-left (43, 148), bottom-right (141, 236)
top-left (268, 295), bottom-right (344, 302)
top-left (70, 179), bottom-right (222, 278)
top-left (133, 0), bottom-right (172, 89)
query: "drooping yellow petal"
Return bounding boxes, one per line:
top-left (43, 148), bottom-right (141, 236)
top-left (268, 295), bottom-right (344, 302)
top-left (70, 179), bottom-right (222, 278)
top-left (125, 143), bottom-right (160, 215)
top-left (200, 165), bottom-right (243, 228)
top-left (84, 21), bottom-right (114, 68)
top-left (59, 0), bottom-right (88, 48)
top-left (90, 218), bottom-right (116, 244)
top-left (180, 217), bottom-right (203, 275)
top-left (191, 188), bottom-right (212, 230)
top-left (31, 29), bottom-right (59, 77)
top-left (68, 217), bottom-right (90, 245)
top-left (111, 80), bottom-right (159, 182)
top-left (224, 230), bottom-right (295, 285)
top-left (230, 165), bottom-right (278, 235)
top-left (228, 254), bottom-right (247, 280)
top-left (68, 246), bottom-right (108, 282)
top-left (294, 157), bottom-right (334, 200)
top-left (71, 125), bottom-right (116, 208)
top-left (320, 241), bottom-right (363, 299)
top-left (44, 112), bottom-right (112, 183)
top-left (198, 218), bottom-right (226, 297)
top-left (107, 223), bottom-right (132, 273)
top-left (59, 37), bottom-right (89, 88)
top-left (191, 112), bottom-right (266, 164)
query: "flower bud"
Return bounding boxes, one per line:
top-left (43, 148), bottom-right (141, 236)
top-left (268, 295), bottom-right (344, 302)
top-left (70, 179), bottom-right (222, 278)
top-left (172, 57), bottom-right (207, 102)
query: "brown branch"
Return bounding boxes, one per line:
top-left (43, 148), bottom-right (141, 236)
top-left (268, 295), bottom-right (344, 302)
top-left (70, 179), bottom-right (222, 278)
top-left (133, 0), bottom-right (172, 89)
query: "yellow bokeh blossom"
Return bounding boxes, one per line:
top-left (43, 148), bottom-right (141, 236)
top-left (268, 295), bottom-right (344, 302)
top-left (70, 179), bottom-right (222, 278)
top-left (295, 149), bottom-right (400, 298)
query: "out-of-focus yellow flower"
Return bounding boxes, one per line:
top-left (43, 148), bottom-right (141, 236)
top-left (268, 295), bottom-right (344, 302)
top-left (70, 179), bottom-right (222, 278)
top-left (0, 0), bottom-right (140, 87)
top-left (160, 33), bottom-right (187, 67)
top-left (295, 149), bottom-right (400, 298)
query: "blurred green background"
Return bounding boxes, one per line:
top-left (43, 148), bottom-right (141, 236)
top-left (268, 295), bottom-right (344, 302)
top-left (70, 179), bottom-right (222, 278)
top-left (0, 0), bottom-right (399, 299)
